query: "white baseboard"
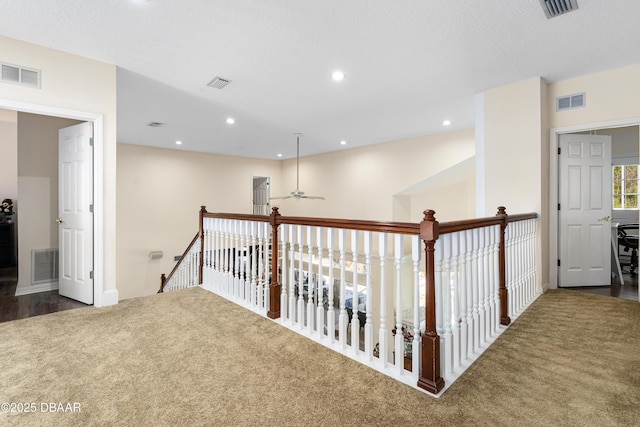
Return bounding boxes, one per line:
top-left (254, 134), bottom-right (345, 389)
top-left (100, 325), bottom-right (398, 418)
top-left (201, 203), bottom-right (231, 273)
top-left (97, 289), bottom-right (119, 307)
top-left (14, 281), bottom-right (59, 296)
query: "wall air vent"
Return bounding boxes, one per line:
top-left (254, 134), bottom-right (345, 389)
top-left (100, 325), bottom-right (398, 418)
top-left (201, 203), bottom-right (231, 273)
top-left (32, 248), bottom-right (59, 285)
top-left (1, 62), bottom-right (41, 88)
top-left (556, 92), bottom-right (585, 112)
top-left (539, 0), bottom-right (578, 19)
top-left (207, 76), bottom-right (231, 89)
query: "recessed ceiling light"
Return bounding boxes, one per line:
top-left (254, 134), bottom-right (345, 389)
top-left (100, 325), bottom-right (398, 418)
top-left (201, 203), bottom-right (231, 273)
top-left (175, 140), bottom-right (182, 145)
top-left (277, 153), bottom-right (283, 158)
top-left (442, 120), bottom-right (452, 126)
top-left (331, 71), bottom-right (345, 81)
top-left (226, 118), bottom-right (235, 124)
top-left (340, 140), bottom-right (347, 145)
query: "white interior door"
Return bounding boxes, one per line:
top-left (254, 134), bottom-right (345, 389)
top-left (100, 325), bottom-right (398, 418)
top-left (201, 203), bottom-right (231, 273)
top-left (252, 176), bottom-right (270, 215)
top-left (58, 122), bottom-right (93, 304)
top-left (559, 133), bottom-right (612, 287)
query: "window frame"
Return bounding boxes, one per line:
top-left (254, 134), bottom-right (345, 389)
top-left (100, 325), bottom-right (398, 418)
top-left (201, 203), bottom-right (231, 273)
top-left (613, 160), bottom-right (639, 210)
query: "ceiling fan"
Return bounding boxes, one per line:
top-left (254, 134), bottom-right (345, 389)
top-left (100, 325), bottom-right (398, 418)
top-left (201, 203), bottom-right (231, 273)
top-left (271, 133), bottom-right (325, 200)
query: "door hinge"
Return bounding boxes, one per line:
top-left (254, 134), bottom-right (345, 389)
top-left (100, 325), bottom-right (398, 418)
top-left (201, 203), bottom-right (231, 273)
top-left (558, 147), bottom-right (561, 155)
top-left (558, 203), bottom-right (561, 210)
top-left (557, 259), bottom-right (560, 267)
top-left (90, 204), bottom-right (94, 213)
top-left (90, 271), bottom-right (94, 279)
top-left (90, 137), bottom-right (94, 147)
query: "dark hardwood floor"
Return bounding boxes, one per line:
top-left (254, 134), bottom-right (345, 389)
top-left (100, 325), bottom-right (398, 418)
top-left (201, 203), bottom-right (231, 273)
top-left (0, 266), bottom-right (89, 323)
top-left (567, 272), bottom-right (639, 302)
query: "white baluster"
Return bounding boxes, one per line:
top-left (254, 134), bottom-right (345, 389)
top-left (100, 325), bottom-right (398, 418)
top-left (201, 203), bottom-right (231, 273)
top-left (263, 222), bottom-right (270, 313)
top-left (450, 232), bottom-right (461, 374)
top-left (240, 221), bottom-right (248, 303)
top-left (378, 233), bottom-right (388, 367)
top-left (483, 227), bottom-right (492, 340)
top-left (459, 230), bottom-right (469, 362)
top-left (288, 224), bottom-right (296, 325)
top-left (411, 235), bottom-right (421, 378)
top-left (234, 220), bottom-right (240, 300)
top-left (491, 225), bottom-right (500, 333)
top-left (477, 227), bottom-right (487, 346)
top-left (394, 234), bottom-right (404, 374)
top-left (307, 225), bottom-right (315, 333)
top-left (257, 222), bottom-right (265, 311)
top-left (471, 228), bottom-right (480, 354)
top-left (250, 222), bottom-right (257, 307)
top-left (441, 233), bottom-right (453, 377)
top-left (338, 229), bottom-right (347, 349)
top-left (364, 231), bottom-right (373, 360)
top-left (280, 223), bottom-right (288, 320)
top-left (297, 225), bottom-right (305, 329)
top-left (350, 230), bottom-right (360, 356)
top-left (327, 228), bottom-right (336, 343)
top-left (316, 227), bottom-right (325, 339)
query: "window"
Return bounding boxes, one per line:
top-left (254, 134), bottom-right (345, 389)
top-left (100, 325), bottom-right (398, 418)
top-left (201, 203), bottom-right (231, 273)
top-left (613, 165), bottom-right (638, 209)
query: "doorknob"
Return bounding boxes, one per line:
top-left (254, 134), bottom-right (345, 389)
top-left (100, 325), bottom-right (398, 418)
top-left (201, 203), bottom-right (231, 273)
top-left (598, 215), bottom-right (612, 222)
top-left (56, 218), bottom-right (63, 224)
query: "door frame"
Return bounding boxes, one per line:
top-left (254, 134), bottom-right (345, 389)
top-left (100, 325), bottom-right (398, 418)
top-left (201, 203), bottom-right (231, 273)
top-left (0, 98), bottom-right (107, 307)
top-left (549, 117), bottom-right (640, 290)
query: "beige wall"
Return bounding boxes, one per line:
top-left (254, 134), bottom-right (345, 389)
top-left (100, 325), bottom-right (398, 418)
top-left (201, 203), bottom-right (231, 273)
top-left (274, 129), bottom-right (476, 222)
top-left (116, 143), bottom-right (282, 300)
top-left (0, 35), bottom-right (117, 305)
top-left (15, 113), bottom-right (82, 295)
top-left (117, 130), bottom-right (476, 300)
top-left (476, 77), bottom-right (547, 292)
top-left (0, 109), bottom-right (18, 200)
top-left (477, 77), bottom-right (546, 216)
top-left (548, 64), bottom-right (640, 129)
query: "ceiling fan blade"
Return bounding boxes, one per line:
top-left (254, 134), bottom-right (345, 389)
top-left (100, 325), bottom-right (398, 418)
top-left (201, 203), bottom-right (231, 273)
top-left (270, 195), bottom-right (292, 200)
top-left (299, 195), bottom-right (326, 200)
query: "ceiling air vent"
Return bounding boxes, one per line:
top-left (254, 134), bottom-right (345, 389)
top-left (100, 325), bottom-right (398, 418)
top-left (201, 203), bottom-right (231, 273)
top-left (556, 92), bottom-right (585, 112)
top-left (1, 62), bottom-right (41, 88)
top-left (539, 0), bottom-right (578, 19)
top-left (147, 121), bottom-right (165, 127)
top-left (207, 76), bottom-right (231, 89)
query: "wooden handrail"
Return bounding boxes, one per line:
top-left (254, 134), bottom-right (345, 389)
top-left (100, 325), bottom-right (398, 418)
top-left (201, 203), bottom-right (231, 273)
top-left (158, 232), bottom-right (200, 293)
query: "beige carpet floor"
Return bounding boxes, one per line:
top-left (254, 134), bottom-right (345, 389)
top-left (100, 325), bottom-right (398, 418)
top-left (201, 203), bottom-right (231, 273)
top-left (0, 287), bottom-right (638, 426)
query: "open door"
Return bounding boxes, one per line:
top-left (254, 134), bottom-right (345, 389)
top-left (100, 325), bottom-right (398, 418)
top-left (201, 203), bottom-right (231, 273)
top-left (558, 133), bottom-right (612, 287)
top-left (58, 122), bottom-right (93, 304)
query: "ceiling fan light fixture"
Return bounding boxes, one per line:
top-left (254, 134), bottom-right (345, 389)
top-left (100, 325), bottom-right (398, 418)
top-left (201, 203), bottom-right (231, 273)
top-left (270, 133), bottom-right (325, 200)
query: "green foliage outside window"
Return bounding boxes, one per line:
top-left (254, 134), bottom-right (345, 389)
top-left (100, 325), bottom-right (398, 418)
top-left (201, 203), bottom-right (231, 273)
top-left (613, 165), bottom-right (638, 209)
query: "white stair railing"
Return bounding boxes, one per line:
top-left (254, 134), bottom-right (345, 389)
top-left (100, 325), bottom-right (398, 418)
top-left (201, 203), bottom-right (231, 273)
top-left (160, 234), bottom-right (201, 292)
top-left (201, 216), bottom-right (271, 314)
top-left (506, 217), bottom-right (539, 319)
top-left (163, 206), bottom-right (539, 397)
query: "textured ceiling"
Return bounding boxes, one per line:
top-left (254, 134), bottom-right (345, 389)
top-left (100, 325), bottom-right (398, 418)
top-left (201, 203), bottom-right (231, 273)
top-left (0, 0), bottom-right (639, 159)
